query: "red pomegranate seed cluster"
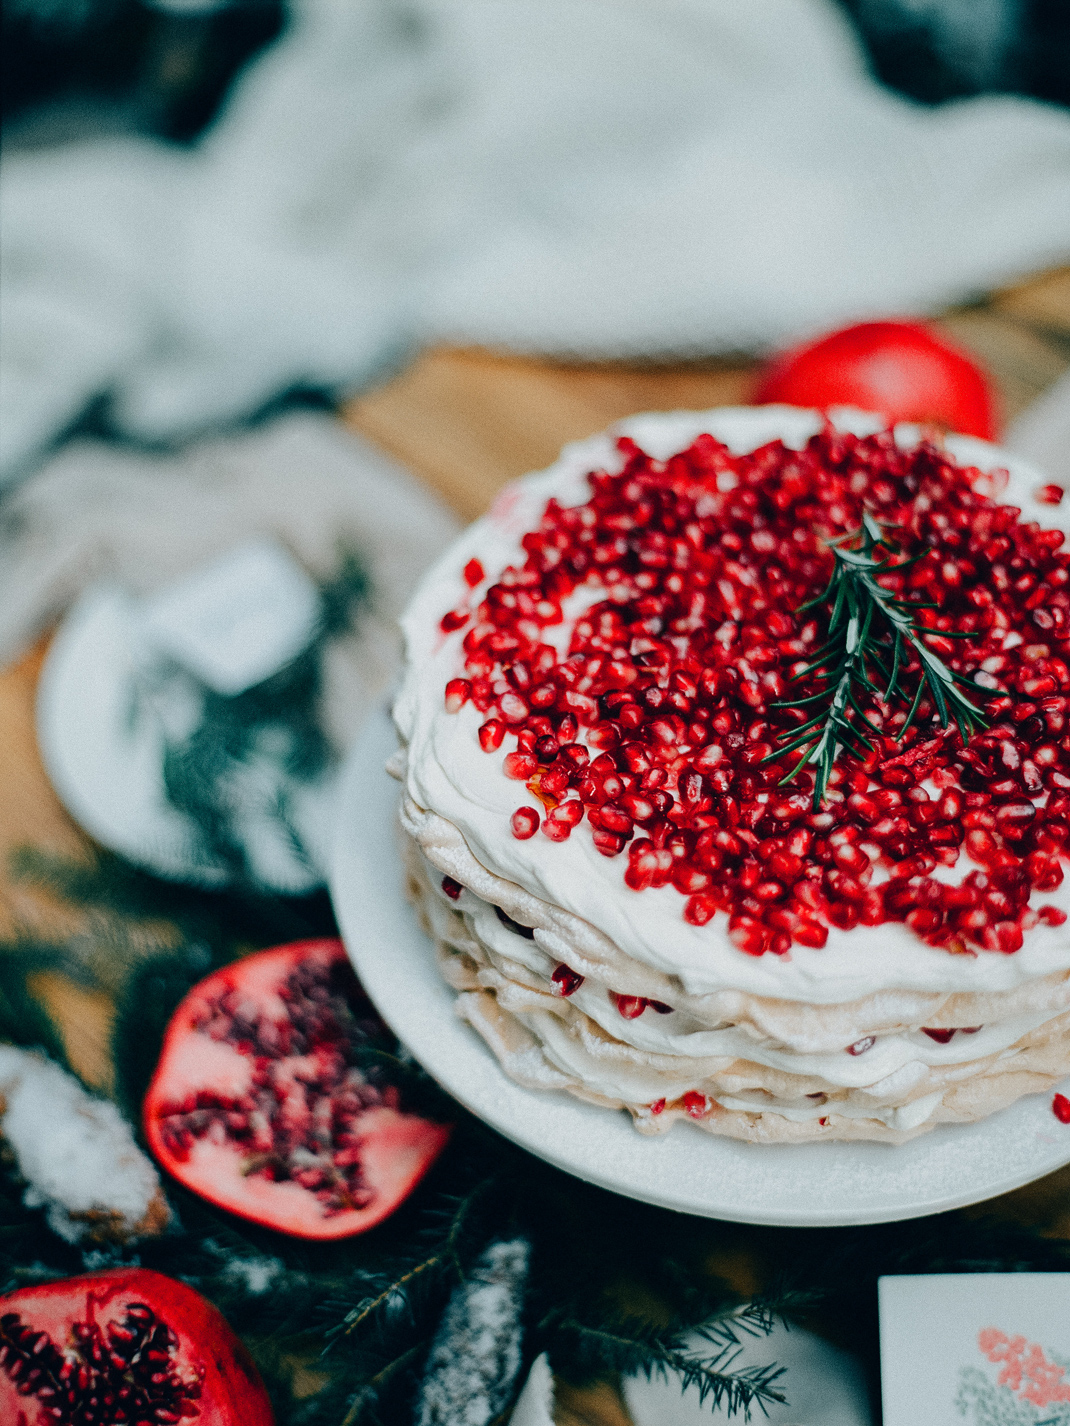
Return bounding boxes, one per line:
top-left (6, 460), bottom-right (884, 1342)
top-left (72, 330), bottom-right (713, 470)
top-left (0, 1300), bottom-right (203, 1423)
top-left (156, 959), bottom-right (390, 1214)
top-left (440, 426), bottom-right (1070, 958)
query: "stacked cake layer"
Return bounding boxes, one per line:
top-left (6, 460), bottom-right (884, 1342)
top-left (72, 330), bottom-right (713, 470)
top-left (392, 406), bottom-right (1070, 1142)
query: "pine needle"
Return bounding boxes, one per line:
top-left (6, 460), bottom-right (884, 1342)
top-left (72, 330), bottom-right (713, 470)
top-left (767, 513), bottom-right (988, 807)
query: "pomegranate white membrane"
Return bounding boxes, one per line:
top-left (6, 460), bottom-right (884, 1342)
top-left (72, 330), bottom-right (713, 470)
top-left (392, 407), bottom-right (1070, 1143)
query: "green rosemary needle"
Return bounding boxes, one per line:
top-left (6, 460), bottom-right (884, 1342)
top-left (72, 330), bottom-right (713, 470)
top-left (768, 512), bottom-right (988, 808)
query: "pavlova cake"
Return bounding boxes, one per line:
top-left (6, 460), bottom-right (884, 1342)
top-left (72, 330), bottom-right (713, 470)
top-left (391, 406), bottom-right (1070, 1143)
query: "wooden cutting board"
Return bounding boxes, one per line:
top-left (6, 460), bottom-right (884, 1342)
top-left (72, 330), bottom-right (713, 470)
top-left (344, 267), bottom-right (1070, 522)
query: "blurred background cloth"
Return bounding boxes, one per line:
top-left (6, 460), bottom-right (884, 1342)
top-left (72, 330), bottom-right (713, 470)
top-left (2, 0), bottom-right (1069, 485)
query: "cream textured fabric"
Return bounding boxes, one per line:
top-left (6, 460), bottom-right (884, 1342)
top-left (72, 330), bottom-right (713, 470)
top-left (3, 0), bottom-right (1070, 479)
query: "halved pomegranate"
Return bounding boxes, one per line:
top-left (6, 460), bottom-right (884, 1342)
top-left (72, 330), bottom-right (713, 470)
top-left (0, 1267), bottom-right (272, 1425)
top-left (752, 319), bottom-right (997, 439)
top-left (144, 939), bottom-right (450, 1239)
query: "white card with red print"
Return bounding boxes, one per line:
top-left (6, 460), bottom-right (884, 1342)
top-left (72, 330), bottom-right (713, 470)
top-left (879, 1274), bottom-right (1070, 1426)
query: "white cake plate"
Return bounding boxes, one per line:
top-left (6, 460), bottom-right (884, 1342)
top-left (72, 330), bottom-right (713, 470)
top-left (331, 711), bottom-right (1070, 1227)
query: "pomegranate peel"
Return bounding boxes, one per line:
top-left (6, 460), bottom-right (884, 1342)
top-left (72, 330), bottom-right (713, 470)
top-left (144, 939), bottom-right (450, 1239)
top-left (752, 319), bottom-right (997, 439)
top-left (0, 1266), bottom-right (272, 1425)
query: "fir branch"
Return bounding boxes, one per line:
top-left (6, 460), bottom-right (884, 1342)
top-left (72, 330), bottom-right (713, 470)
top-left (547, 1312), bottom-right (787, 1418)
top-left (335, 1253), bottom-right (449, 1343)
top-left (339, 1341), bottom-right (430, 1426)
top-left (769, 513), bottom-right (988, 807)
top-left (327, 1176), bottom-right (496, 1349)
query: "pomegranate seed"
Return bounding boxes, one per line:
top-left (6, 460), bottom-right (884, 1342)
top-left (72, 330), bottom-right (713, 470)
top-left (1053, 1093), bottom-right (1070, 1124)
top-left (592, 829), bottom-right (627, 856)
top-left (440, 608), bottom-right (468, 632)
top-left (499, 691), bottom-right (530, 724)
top-left (649, 1098), bottom-right (666, 1115)
top-left (681, 1091), bottom-right (709, 1118)
top-left (590, 804), bottom-right (633, 835)
top-left (982, 921), bottom-right (1024, 953)
top-left (441, 876), bottom-right (462, 900)
top-left (503, 751), bottom-right (537, 780)
top-left (541, 809), bottom-right (573, 841)
top-left (464, 558), bottom-right (485, 586)
top-left (444, 678), bottom-right (472, 713)
top-left (684, 893), bottom-right (718, 926)
top-left (793, 919), bottom-right (828, 948)
top-left (1036, 484), bottom-right (1065, 505)
top-left (620, 793), bottom-right (656, 823)
top-left (921, 1027), bottom-right (956, 1043)
top-left (511, 806), bottom-right (540, 839)
top-left (613, 993), bottom-right (647, 1019)
top-left (729, 919), bottom-right (768, 955)
top-left (557, 713), bottom-right (579, 743)
top-left (906, 907), bottom-right (943, 936)
top-left (479, 718), bottom-right (506, 752)
top-left (551, 964), bottom-right (584, 996)
top-left (833, 842), bottom-right (870, 874)
top-left (847, 1036), bottom-right (875, 1055)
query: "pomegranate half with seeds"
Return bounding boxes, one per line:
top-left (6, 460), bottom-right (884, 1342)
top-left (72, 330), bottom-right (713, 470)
top-left (144, 940), bottom-right (450, 1238)
top-left (0, 1267), bottom-right (272, 1425)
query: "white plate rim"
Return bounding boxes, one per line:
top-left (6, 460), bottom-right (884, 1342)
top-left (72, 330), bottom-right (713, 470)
top-left (331, 711), bottom-right (1070, 1227)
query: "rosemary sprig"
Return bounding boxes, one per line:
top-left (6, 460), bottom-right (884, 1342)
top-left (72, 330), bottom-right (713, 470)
top-left (768, 512), bottom-right (988, 808)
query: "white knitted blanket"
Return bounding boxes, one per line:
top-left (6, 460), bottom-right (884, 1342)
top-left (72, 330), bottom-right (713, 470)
top-left (2, 0), bottom-right (1069, 481)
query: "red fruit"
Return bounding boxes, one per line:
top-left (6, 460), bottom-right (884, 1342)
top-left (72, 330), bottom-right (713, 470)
top-left (551, 964), bottom-right (584, 997)
top-left (463, 558), bottom-right (485, 587)
top-left (752, 320), bottom-right (997, 439)
top-left (479, 718), bottom-right (506, 752)
top-left (503, 751), bottom-right (538, 780)
top-left (681, 1091), bottom-right (710, 1119)
top-left (1053, 1093), bottom-right (1070, 1124)
top-left (441, 876), bottom-right (462, 900)
top-left (0, 1267), bottom-right (273, 1426)
top-left (921, 1027), bottom-right (956, 1044)
top-left (683, 893), bottom-right (718, 926)
top-left (144, 940), bottom-right (450, 1239)
top-left (511, 806), bottom-right (540, 839)
top-left (1036, 485), bottom-right (1064, 506)
top-left (612, 993), bottom-right (648, 1019)
top-left (444, 677), bottom-right (471, 713)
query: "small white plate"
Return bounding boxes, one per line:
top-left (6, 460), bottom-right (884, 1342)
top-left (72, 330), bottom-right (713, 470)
top-left (331, 712), bottom-right (1070, 1227)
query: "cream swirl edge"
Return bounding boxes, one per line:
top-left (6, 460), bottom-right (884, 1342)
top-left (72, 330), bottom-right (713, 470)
top-left (394, 405), bottom-right (1070, 1005)
top-left (405, 836), bottom-right (1070, 1141)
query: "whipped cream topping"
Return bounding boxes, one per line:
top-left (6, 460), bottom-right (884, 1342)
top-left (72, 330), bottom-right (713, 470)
top-left (422, 842), bottom-right (1066, 1084)
top-left (409, 845), bottom-right (1070, 1137)
top-left (394, 406), bottom-right (1070, 1006)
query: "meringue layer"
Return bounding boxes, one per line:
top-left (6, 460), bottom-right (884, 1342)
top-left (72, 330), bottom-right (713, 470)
top-left (392, 406), bottom-right (1070, 1142)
